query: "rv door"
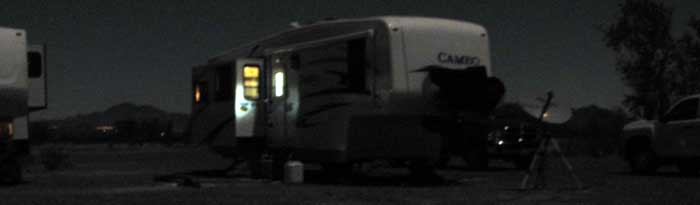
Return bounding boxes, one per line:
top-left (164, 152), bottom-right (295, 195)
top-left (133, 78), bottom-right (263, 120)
top-left (235, 59), bottom-right (263, 138)
top-left (28, 44), bottom-right (46, 111)
top-left (266, 54), bottom-right (290, 147)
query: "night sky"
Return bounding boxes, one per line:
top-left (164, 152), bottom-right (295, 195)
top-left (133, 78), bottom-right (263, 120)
top-left (3, 0), bottom-right (700, 119)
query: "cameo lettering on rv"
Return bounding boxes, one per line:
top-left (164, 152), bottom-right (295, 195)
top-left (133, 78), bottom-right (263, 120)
top-left (437, 52), bottom-right (481, 66)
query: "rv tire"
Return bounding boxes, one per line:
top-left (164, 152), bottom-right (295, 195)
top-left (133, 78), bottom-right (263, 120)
top-left (408, 161), bottom-right (439, 182)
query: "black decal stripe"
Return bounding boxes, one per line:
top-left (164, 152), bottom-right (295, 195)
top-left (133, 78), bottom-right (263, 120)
top-left (200, 116), bottom-right (235, 145)
top-left (184, 104), bottom-right (211, 140)
top-left (303, 88), bottom-right (371, 99)
top-left (412, 65), bottom-right (487, 73)
top-left (297, 103), bottom-right (352, 128)
top-left (296, 119), bottom-right (319, 128)
top-left (303, 103), bottom-right (352, 118)
top-left (305, 57), bottom-right (347, 67)
top-left (323, 70), bottom-right (347, 80)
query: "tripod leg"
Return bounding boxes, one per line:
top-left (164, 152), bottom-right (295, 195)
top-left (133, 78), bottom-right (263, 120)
top-left (520, 138), bottom-right (547, 190)
top-left (535, 138), bottom-right (549, 189)
top-left (551, 138), bottom-right (583, 190)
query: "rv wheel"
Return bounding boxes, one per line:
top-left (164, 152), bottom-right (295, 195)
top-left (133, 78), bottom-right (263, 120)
top-left (408, 161), bottom-right (440, 182)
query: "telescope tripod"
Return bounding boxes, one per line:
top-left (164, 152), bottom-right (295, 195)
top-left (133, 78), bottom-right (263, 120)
top-left (518, 91), bottom-right (583, 190)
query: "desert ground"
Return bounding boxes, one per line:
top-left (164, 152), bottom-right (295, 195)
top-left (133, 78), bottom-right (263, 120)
top-left (1, 144), bottom-right (699, 205)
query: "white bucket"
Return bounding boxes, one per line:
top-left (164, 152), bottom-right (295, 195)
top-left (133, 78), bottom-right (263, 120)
top-left (283, 161), bottom-right (304, 184)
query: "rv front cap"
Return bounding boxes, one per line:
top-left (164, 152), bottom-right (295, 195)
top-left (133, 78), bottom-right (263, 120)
top-left (437, 52), bottom-right (481, 67)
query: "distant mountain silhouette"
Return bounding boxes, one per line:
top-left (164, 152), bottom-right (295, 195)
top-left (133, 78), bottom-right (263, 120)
top-left (49, 102), bottom-right (188, 133)
top-left (103, 102), bottom-right (169, 122)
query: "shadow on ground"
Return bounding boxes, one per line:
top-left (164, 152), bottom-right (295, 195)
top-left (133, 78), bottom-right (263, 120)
top-left (302, 169), bottom-right (455, 187)
top-left (442, 165), bottom-right (522, 173)
top-left (153, 167), bottom-right (510, 187)
top-left (0, 180), bottom-right (29, 188)
top-left (153, 160), bottom-right (528, 188)
top-left (609, 170), bottom-right (700, 179)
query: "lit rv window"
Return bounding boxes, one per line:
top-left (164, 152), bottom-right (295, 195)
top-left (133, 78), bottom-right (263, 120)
top-left (273, 72), bottom-right (284, 97)
top-left (243, 65), bottom-right (260, 100)
top-left (194, 85), bottom-right (202, 103)
top-left (7, 123), bottom-right (13, 136)
top-left (28, 51), bottom-right (42, 78)
top-left (193, 81), bottom-right (209, 104)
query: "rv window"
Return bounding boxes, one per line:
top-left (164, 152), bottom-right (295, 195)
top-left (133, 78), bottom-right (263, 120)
top-left (214, 66), bottom-right (232, 101)
top-left (273, 71), bottom-right (284, 97)
top-left (28, 51), bottom-right (42, 78)
top-left (195, 85), bottom-right (202, 103)
top-left (295, 38), bottom-right (369, 98)
top-left (347, 38), bottom-right (366, 91)
top-left (243, 65), bottom-right (260, 100)
top-left (194, 82), bottom-right (209, 104)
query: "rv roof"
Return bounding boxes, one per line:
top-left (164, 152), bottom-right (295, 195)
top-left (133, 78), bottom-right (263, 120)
top-left (311, 16), bottom-right (484, 33)
top-left (208, 16), bottom-right (485, 61)
top-left (0, 26), bottom-right (22, 30)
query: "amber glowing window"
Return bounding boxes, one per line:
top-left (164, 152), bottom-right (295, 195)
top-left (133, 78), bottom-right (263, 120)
top-left (7, 123), bottom-right (13, 136)
top-left (193, 81), bottom-right (208, 104)
top-left (243, 65), bottom-right (260, 100)
top-left (194, 85), bottom-right (202, 103)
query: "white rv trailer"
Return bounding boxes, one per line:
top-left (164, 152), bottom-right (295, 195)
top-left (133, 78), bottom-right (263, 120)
top-left (0, 27), bottom-right (47, 183)
top-left (190, 16), bottom-right (504, 173)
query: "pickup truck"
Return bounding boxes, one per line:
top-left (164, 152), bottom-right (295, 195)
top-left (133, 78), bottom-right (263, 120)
top-left (622, 94), bottom-right (700, 174)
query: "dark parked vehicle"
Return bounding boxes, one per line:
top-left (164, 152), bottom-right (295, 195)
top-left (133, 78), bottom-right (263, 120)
top-left (486, 122), bottom-right (539, 169)
top-left (622, 94), bottom-right (700, 174)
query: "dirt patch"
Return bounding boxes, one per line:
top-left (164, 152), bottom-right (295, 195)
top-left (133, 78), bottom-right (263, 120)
top-left (1, 147), bottom-right (698, 204)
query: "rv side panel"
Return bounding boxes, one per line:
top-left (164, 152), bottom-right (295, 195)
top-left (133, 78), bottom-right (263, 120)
top-left (0, 27), bottom-right (28, 118)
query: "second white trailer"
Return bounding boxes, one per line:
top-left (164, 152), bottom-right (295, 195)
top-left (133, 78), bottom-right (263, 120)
top-left (0, 26), bottom-right (47, 183)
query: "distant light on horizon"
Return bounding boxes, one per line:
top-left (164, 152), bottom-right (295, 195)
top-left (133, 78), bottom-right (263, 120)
top-left (95, 125), bottom-right (115, 132)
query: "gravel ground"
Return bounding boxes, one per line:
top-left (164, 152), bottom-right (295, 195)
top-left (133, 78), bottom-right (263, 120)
top-left (1, 145), bottom-right (699, 204)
